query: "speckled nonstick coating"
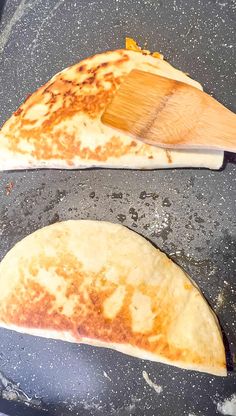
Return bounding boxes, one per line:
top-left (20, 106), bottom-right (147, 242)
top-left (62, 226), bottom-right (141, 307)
top-left (0, 1), bottom-right (235, 415)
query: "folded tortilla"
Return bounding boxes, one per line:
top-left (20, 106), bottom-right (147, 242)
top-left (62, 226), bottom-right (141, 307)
top-left (0, 220), bottom-right (226, 376)
top-left (0, 49), bottom-right (223, 170)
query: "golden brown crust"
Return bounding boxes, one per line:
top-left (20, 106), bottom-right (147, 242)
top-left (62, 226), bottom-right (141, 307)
top-left (3, 51), bottom-right (130, 161)
top-left (0, 221), bottom-right (226, 374)
top-left (3, 255), bottom-right (214, 366)
top-left (0, 49), bottom-right (223, 170)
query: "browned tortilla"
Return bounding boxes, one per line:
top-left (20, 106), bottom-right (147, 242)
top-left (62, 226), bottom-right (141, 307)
top-left (0, 50), bottom-right (223, 170)
top-left (0, 220), bottom-right (226, 376)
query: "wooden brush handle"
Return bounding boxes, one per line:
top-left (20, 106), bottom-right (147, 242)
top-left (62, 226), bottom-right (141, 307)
top-left (141, 77), bottom-right (236, 152)
top-left (103, 69), bottom-right (236, 152)
top-left (195, 94), bottom-right (236, 150)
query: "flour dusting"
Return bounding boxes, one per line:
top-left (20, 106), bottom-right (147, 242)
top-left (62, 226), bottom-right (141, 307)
top-left (217, 394), bottom-right (236, 415)
top-left (0, 0), bottom-right (37, 54)
top-left (30, 0), bottom-right (65, 55)
top-left (215, 289), bottom-right (225, 311)
top-left (142, 371), bottom-right (163, 394)
top-left (103, 371), bottom-right (112, 381)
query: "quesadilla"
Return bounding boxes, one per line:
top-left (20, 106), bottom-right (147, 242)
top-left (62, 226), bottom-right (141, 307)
top-left (0, 46), bottom-right (223, 170)
top-left (0, 220), bottom-right (226, 376)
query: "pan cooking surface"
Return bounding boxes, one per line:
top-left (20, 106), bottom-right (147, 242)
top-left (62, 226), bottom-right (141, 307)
top-left (0, 1), bottom-right (235, 415)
